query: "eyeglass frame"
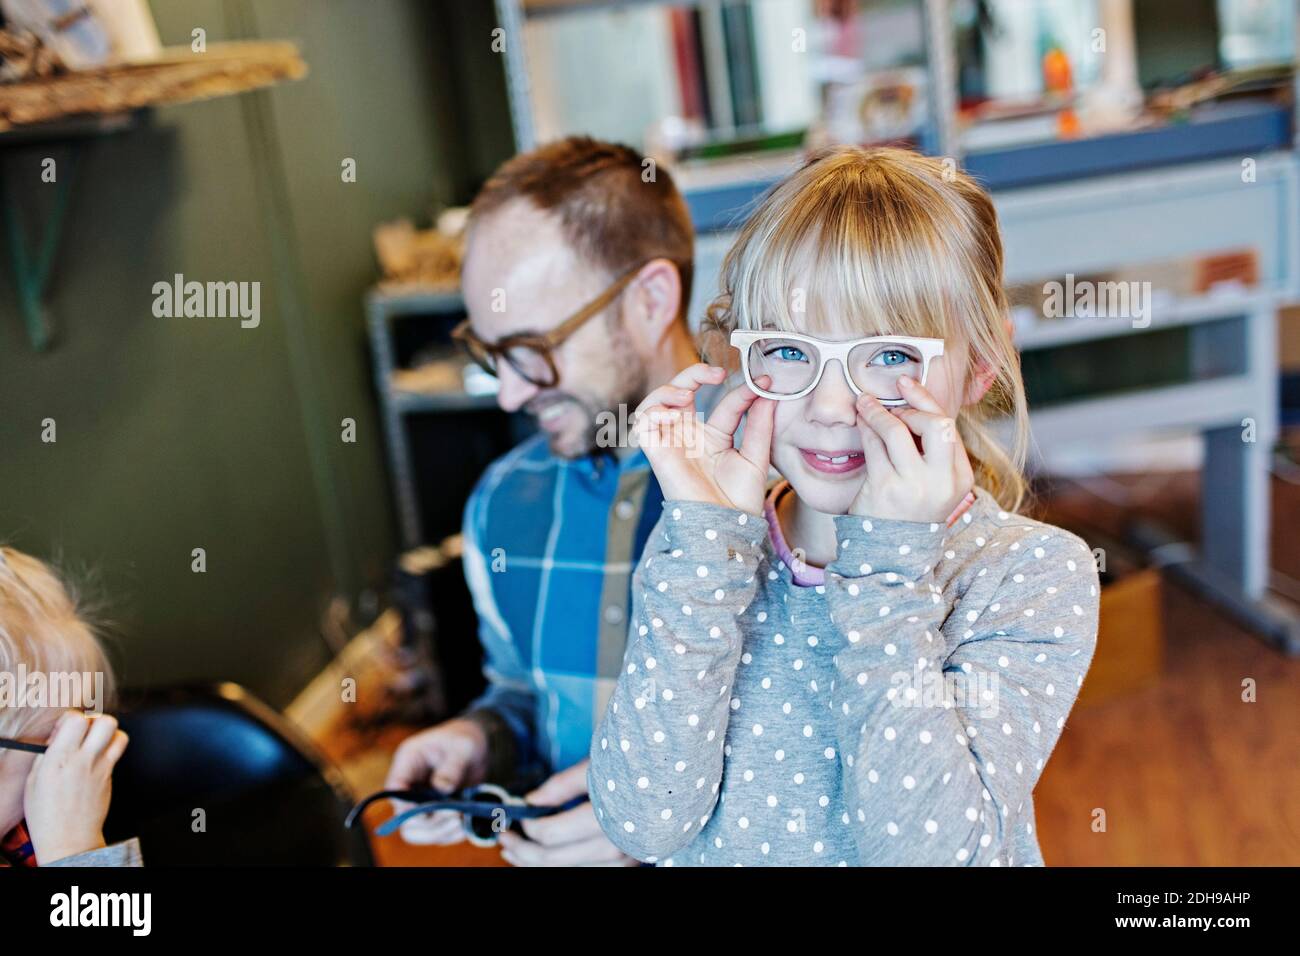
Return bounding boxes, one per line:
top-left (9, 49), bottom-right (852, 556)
top-left (730, 329), bottom-right (945, 407)
top-left (452, 260), bottom-right (673, 389)
top-left (345, 783), bottom-right (588, 848)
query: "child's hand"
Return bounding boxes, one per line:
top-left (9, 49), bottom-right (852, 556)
top-left (23, 711), bottom-right (129, 864)
top-left (634, 363), bottom-right (776, 515)
top-left (850, 375), bottom-right (974, 523)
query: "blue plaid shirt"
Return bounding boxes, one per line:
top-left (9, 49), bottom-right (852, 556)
top-left (461, 434), bottom-right (665, 783)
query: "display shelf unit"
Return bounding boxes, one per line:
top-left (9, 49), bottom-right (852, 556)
top-left (496, 0), bottom-right (959, 158)
top-left (366, 287), bottom-right (517, 550)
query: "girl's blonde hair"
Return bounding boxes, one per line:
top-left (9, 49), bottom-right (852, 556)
top-left (0, 547), bottom-right (114, 739)
top-left (701, 145), bottom-right (1031, 514)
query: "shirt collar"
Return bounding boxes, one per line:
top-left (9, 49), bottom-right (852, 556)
top-left (571, 444), bottom-right (649, 478)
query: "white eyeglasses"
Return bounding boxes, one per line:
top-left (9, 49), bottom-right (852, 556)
top-left (730, 330), bottom-right (945, 406)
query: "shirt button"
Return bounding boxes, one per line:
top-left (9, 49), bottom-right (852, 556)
top-left (604, 605), bottom-right (625, 624)
top-left (615, 500), bottom-right (635, 520)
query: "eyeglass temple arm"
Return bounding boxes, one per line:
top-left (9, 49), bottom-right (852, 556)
top-left (344, 787), bottom-right (446, 829)
top-left (0, 737), bottom-right (47, 754)
top-left (543, 265), bottom-right (647, 344)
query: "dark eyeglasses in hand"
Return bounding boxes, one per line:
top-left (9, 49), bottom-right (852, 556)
top-left (345, 783), bottom-right (588, 847)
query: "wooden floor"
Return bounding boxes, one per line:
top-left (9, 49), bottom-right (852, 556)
top-left (1035, 577), bottom-right (1300, 865)
top-left (319, 443), bottom-right (1300, 867)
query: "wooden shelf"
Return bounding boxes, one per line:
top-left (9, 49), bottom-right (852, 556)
top-left (0, 40), bottom-right (307, 351)
top-left (0, 41), bottom-right (306, 132)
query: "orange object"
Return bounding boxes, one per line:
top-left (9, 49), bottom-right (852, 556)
top-left (1056, 108), bottom-right (1082, 138)
top-left (1043, 46), bottom-right (1073, 96)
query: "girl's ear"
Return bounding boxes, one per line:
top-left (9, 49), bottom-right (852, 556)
top-left (963, 357), bottom-right (998, 406)
top-left (963, 312), bottom-right (1014, 406)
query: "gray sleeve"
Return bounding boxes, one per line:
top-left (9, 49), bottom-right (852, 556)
top-left (588, 500), bottom-right (766, 862)
top-left (44, 837), bottom-right (143, 867)
top-left (822, 513), bottom-right (1100, 865)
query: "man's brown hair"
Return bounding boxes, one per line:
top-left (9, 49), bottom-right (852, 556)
top-left (469, 136), bottom-right (695, 321)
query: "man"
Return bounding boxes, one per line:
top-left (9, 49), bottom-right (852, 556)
top-left (385, 136), bottom-right (702, 865)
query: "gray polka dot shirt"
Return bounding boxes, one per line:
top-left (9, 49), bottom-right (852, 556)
top-left (588, 485), bottom-right (1100, 866)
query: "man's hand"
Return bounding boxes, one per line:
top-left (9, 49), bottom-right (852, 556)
top-left (24, 711), bottom-right (129, 865)
top-left (498, 760), bottom-right (637, 866)
top-left (383, 717), bottom-right (490, 845)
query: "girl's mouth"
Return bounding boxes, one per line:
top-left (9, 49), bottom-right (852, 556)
top-left (799, 448), bottom-right (865, 475)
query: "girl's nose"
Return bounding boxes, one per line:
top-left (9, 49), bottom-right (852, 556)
top-left (804, 359), bottom-right (858, 427)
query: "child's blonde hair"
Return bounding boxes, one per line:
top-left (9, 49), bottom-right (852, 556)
top-left (0, 547), bottom-right (114, 739)
top-left (702, 145), bottom-right (1031, 513)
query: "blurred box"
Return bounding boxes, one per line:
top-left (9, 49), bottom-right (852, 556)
top-left (1281, 304), bottom-right (1300, 373)
top-left (1034, 478), bottom-right (1170, 707)
top-left (1078, 566), bottom-right (1165, 706)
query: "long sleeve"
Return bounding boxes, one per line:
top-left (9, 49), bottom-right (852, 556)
top-left (589, 500), bottom-right (766, 862)
top-left (459, 489), bottom-right (542, 785)
top-left (45, 837), bottom-right (143, 867)
top-left (822, 511), bottom-right (1099, 865)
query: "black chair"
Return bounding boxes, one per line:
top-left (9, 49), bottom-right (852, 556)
top-left (103, 682), bottom-right (372, 866)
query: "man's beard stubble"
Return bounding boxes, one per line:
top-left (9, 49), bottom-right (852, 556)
top-left (533, 324), bottom-right (649, 459)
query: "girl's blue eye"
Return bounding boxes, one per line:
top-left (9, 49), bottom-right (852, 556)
top-left (877, 349), bottom-right (908, 367)
top-left (770, 346), bottom-right (808, 363)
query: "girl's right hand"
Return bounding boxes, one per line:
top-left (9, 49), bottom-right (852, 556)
top-left (24, 711), bottom-right (129, 864)
top-left (633, 363), bottom-right (776, 516)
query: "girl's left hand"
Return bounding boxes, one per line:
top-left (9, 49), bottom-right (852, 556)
top-left (850, 375), bottom-right (974, 524)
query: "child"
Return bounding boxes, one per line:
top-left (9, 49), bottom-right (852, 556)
top-left (0, 546), bottom-right (140, 866)
top-left (588, 146), bottom-right (1099, 866)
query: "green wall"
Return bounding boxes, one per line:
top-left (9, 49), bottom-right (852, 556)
top-left (0, 0), bottom-right (511, 706)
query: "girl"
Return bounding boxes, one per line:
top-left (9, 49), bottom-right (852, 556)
top-left (588, 146), bottom-right (1099, 866)
top-left (0, 546), bottom-right (140, 867)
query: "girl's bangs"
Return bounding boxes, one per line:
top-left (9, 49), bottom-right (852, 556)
top-left (729, 205), bottom-right (961, 343)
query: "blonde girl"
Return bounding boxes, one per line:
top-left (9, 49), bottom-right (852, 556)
top-left (0, 547), bottom-right (138, 866)
top-left (588, 146), bottom-right (1099, 866)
